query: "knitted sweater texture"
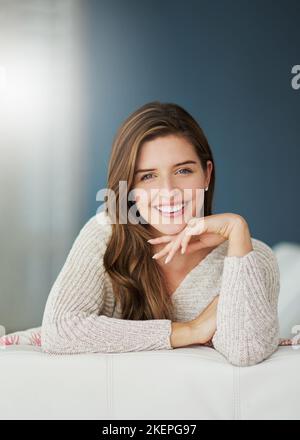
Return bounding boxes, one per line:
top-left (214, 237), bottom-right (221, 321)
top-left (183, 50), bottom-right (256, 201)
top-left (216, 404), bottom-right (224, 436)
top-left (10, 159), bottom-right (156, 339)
top-left (41, 211), bottom-right (280, 367)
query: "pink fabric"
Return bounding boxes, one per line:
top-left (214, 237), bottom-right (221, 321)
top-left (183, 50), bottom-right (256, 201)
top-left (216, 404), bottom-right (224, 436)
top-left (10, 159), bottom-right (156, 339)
top-left (0, 327), bottom-right (41, 348)
top-left (0, 326), bottom-right (299, 349)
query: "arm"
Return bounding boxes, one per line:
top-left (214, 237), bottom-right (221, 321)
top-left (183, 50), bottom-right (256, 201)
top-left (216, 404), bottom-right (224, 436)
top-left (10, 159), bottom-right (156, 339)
top-left (41, 215), bottom-right (173, 354)
top-left (212, 225), bottom-right (280, 367)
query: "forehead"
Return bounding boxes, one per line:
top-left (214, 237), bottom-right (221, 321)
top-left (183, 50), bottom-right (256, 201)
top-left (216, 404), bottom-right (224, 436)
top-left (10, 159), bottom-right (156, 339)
top-left (136, 135), bottom-right (198, 166)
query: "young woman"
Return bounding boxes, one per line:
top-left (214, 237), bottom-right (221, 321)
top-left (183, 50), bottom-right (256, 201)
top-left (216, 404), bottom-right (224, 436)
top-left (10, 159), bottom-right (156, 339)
top-left (41, 101), bottom-right (280, 366)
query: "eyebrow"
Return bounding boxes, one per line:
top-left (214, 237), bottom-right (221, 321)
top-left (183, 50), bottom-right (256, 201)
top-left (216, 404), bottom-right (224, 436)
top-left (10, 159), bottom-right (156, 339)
top-left (134, 160), bottom-right (197, 175)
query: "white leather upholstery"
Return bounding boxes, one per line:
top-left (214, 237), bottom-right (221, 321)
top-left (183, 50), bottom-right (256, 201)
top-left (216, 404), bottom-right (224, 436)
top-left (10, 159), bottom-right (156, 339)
top-left (0, 344), bottom-right (299, 420)
top-left (273, 242), bottom-right (300, 338)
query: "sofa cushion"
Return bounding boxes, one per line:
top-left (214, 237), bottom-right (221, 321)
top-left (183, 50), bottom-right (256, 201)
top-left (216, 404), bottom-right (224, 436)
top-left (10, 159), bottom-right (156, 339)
top-left (273, 242), bottom-right (300, 339)
top-left (0, 345), bottom-right (299, 420)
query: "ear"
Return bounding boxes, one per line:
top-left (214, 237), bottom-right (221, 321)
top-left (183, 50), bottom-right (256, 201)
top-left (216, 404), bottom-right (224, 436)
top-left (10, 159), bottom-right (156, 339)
top-left (205, 160), bottom-right (213, 187)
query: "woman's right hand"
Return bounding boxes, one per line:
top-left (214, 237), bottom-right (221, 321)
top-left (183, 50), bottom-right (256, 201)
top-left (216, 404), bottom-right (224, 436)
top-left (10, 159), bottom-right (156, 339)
top-left (188, 295), bottom-right (219, 345)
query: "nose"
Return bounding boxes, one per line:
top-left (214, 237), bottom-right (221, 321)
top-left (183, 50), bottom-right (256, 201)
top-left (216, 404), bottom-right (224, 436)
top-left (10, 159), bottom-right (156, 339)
top-left (157, 178), bottom-right (182, 203)
top-left (147, 173), bottom-right (187, 207)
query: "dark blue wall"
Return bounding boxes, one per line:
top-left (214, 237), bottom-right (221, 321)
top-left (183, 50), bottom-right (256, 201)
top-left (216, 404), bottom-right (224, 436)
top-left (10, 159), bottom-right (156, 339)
top-left (83, 0), bottom-right (300, 247)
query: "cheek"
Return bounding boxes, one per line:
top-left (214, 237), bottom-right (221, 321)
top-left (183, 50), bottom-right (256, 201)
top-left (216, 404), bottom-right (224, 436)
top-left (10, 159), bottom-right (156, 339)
top-left (191, 188), bottom-right (205, 217)
top-left (135, 186), bottom-right (162, 208)
top-left (189, 176), bottom-right (204, 190)
top-left (180, 180), bottom-right (206, 218)
top-left (134, 189), bottom-right (154, 223)
top-left (135, 188), bottom-right (151, 208)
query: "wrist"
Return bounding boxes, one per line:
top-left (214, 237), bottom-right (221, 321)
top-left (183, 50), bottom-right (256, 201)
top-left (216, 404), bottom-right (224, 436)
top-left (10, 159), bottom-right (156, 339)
top-left (227, 216), bottom-right (253, 257)
top-left (170, 321), bottom-right (193, 348)
top-left (188, 318), bottom-right (208, 345)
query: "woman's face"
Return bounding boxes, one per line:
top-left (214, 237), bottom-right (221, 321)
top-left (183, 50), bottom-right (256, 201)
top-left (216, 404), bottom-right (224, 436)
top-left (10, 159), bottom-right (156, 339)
top-left (132, 134), bottom-right (213, 236)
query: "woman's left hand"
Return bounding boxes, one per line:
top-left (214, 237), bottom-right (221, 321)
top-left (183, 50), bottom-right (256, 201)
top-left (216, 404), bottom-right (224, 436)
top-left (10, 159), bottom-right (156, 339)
top-left (148, 213), bottom-right (247, 264)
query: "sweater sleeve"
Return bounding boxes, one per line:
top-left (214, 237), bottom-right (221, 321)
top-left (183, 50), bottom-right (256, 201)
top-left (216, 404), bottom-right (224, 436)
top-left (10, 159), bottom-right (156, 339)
top-left (211, 238), bottom-right (280, 367)
top-left (41, 215), bottom-right (173, 354)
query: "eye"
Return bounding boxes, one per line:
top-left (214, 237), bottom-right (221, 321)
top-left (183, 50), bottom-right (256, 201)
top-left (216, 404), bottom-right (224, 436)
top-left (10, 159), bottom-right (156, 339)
top-left (140, 173), bottom-right (154, 181)
top-left (176, 168), bottom-right (193, 175)
top-left (140, 168), bottom-right (193, 182)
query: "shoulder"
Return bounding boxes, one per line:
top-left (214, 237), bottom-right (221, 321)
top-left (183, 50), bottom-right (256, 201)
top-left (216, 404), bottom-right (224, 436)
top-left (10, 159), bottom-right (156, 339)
top-left (249, 237), bottom-right (280, 279)
top-left (211, 237), bottom-right (280, 296)
top-left (249, 237), bottom-right (279, 269)
top-left (216, 236), bottom-right (280, 284)
top-left (80, 209), bottom-right (112, 233)
top-left (74, 209), bottom-right (112, 256)
top-left (250, 237), bottom-right (278, 260)
top-left (216, 236), bottom-right (279, 268)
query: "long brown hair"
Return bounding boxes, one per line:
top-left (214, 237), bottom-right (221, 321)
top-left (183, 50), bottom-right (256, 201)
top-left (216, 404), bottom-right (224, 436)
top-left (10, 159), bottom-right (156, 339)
top-left (102, 101), bottom-right (216, 321)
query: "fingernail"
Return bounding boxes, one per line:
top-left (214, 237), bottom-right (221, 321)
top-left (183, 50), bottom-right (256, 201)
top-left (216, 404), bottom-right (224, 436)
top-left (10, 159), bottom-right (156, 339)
top-left (165, 256), bottom-right (170, 264)
top-left (152, 254), bottom-right (157, 259)
top-left (147, 239), bottom-right (153, 242)
top-left (181, 248), bottom-right (185, 254)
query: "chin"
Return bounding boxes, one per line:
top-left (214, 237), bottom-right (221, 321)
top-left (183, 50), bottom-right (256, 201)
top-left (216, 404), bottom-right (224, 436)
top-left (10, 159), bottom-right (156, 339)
top-left (152, 223), bottom-right (187, 236)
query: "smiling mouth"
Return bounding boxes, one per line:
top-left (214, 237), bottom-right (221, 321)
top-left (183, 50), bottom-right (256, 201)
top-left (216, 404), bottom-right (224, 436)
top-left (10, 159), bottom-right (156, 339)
top-left (153, 202), bottom-right (188, 217)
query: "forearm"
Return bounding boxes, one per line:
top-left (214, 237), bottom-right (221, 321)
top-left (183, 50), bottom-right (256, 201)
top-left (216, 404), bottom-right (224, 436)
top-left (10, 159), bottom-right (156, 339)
top-left (170, 318), bottom-right (214, 348)
top-left (42, 313), bottom-right (175, 354)
top-left (212, 239), bottom-right (280, 366)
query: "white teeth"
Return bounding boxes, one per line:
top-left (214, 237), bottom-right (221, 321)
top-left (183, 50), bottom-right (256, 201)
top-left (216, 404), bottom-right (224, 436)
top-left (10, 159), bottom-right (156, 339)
top-left (157, 204), bottom-right (184, 213)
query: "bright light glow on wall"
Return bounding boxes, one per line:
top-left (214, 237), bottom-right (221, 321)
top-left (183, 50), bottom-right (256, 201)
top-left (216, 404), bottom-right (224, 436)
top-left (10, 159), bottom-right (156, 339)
top-left (0, 65), bottom-right (7, 91)
top-left (0, 0), bottom-right (88, 333)
top-left (0, 55), bottom-right (52, 135)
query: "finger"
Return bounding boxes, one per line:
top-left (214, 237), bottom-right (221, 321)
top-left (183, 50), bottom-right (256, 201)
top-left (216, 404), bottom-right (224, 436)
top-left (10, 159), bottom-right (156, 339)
top-left (147, 236), bottom-right (172, 244)
top-left (181, 233), bottom-right (192, 254)
top-left (165, 234), bottom-right (183, 264)
top-left (152, 241), bottom-right (174, 260)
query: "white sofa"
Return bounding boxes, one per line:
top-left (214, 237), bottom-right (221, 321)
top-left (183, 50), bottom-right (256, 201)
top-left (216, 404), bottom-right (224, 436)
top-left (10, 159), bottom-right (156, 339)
top-left (1, 241), bottom-right (299, 420)
top-left (0, 344), bottom-right (299, 420)
top-left (274, 241), bottom-right (300, 338)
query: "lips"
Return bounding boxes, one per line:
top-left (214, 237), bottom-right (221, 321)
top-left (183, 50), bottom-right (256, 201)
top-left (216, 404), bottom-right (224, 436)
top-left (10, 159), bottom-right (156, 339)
top-left (156, 203), bottom-right (185, 213)
top-left (154, 202), bottom-right (187, 217)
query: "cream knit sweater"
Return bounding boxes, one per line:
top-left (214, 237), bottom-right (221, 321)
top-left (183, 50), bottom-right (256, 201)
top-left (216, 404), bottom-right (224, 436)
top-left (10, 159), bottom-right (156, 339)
top-left (41, 210), bottom-right (281, 367)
